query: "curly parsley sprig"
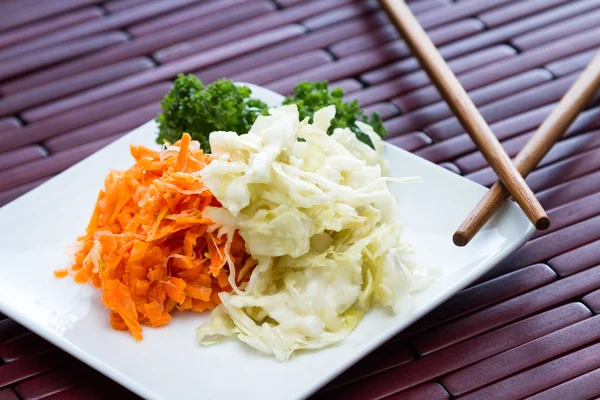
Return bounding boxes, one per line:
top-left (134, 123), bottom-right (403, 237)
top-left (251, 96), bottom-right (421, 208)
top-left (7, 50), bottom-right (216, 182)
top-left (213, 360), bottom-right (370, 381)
top-left (156, 75), bottom-right (386, 152)
top-left (283, 81), bottom-right (386, 148)
top-left (156, 75), bottom-right (269, 152)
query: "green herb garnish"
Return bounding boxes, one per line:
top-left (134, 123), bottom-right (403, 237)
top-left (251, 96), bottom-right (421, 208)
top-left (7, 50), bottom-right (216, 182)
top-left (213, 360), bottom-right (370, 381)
top-left (156, 75), bottom-right (386, 152)
top-left (283, 81), bottom-right (386, 148)
top-left (156, 74), bottom-right (269, 152)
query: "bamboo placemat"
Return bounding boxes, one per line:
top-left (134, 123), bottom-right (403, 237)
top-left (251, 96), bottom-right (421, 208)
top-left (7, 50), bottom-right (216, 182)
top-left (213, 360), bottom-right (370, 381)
top-left (1, 1), bottom-right (599, 399)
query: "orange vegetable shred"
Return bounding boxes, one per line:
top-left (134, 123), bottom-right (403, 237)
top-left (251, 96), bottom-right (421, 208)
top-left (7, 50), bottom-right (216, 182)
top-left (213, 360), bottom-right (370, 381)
top-left (53, 269), bottom-right (69, 278)
top-left (58, 133), bottom-right (251, 340)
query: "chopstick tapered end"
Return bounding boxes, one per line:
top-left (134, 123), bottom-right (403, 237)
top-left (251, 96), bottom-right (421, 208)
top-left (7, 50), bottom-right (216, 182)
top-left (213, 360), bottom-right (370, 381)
top-left (453, 216), bottom-right (549, 247)
top-left (536, 216), bottom-right (551, 230)
top-left (453, 231), bottom-right (469, 247)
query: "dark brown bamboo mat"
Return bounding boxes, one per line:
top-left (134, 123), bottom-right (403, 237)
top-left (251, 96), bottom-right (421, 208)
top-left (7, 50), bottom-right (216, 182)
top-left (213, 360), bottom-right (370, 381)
top-left (1, 0), bottom-right (600, 399)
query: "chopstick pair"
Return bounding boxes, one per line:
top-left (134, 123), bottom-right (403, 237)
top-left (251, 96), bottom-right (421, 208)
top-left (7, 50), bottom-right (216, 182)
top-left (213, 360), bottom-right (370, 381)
top-left (455, 52), bottom-right (600, 246)
top-left (380, 0), bottom-right (600, 246)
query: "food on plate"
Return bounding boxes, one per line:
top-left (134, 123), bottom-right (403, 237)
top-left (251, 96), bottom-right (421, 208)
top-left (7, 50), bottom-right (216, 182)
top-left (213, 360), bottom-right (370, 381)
top-left (156, 76), bottom-right (270, 153)
top-left (156, 75), bottom-right (386, 152)
top-left (60, 80), bottom-right (429, 360)
top-left (57, 133), bottom-right (253, 340)
top-left (282, 81), bottom-right (386, 147)
top-left (196, 104), bottom-right (430, 361)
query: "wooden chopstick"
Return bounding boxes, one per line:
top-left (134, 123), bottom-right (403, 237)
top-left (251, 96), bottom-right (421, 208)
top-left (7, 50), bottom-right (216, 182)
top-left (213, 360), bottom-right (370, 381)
top-left (378, 0), bottom-right (549, 231)
top-left (454, 52), bottom-right (600, 246)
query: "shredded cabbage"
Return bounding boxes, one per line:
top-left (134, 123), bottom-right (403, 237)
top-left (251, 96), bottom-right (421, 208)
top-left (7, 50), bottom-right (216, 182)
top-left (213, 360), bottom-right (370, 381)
top-left (196, 104), bottom-right (430, 361)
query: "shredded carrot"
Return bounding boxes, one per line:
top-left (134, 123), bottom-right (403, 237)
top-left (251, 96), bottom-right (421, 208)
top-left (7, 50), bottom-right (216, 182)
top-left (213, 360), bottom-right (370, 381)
top-left (53, 269), bottom-right (69, 278)
top-left (57, 133), bottom-right (252, 340)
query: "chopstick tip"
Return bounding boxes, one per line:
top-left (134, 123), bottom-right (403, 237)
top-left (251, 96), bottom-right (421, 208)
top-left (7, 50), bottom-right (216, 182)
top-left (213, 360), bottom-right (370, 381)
top-left (452, 231), bottom-right (469, 247)
top-left (536, 216), bottom-right (550, 231)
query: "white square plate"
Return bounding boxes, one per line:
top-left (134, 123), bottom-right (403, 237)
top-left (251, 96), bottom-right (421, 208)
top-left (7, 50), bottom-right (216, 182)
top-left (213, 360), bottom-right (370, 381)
top-left (0, 84), bottom-right (534, 400)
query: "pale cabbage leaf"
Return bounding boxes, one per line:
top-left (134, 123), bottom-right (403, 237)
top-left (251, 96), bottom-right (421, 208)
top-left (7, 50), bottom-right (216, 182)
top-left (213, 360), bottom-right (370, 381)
top-left (196, 104), bottom-right (430, 361)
